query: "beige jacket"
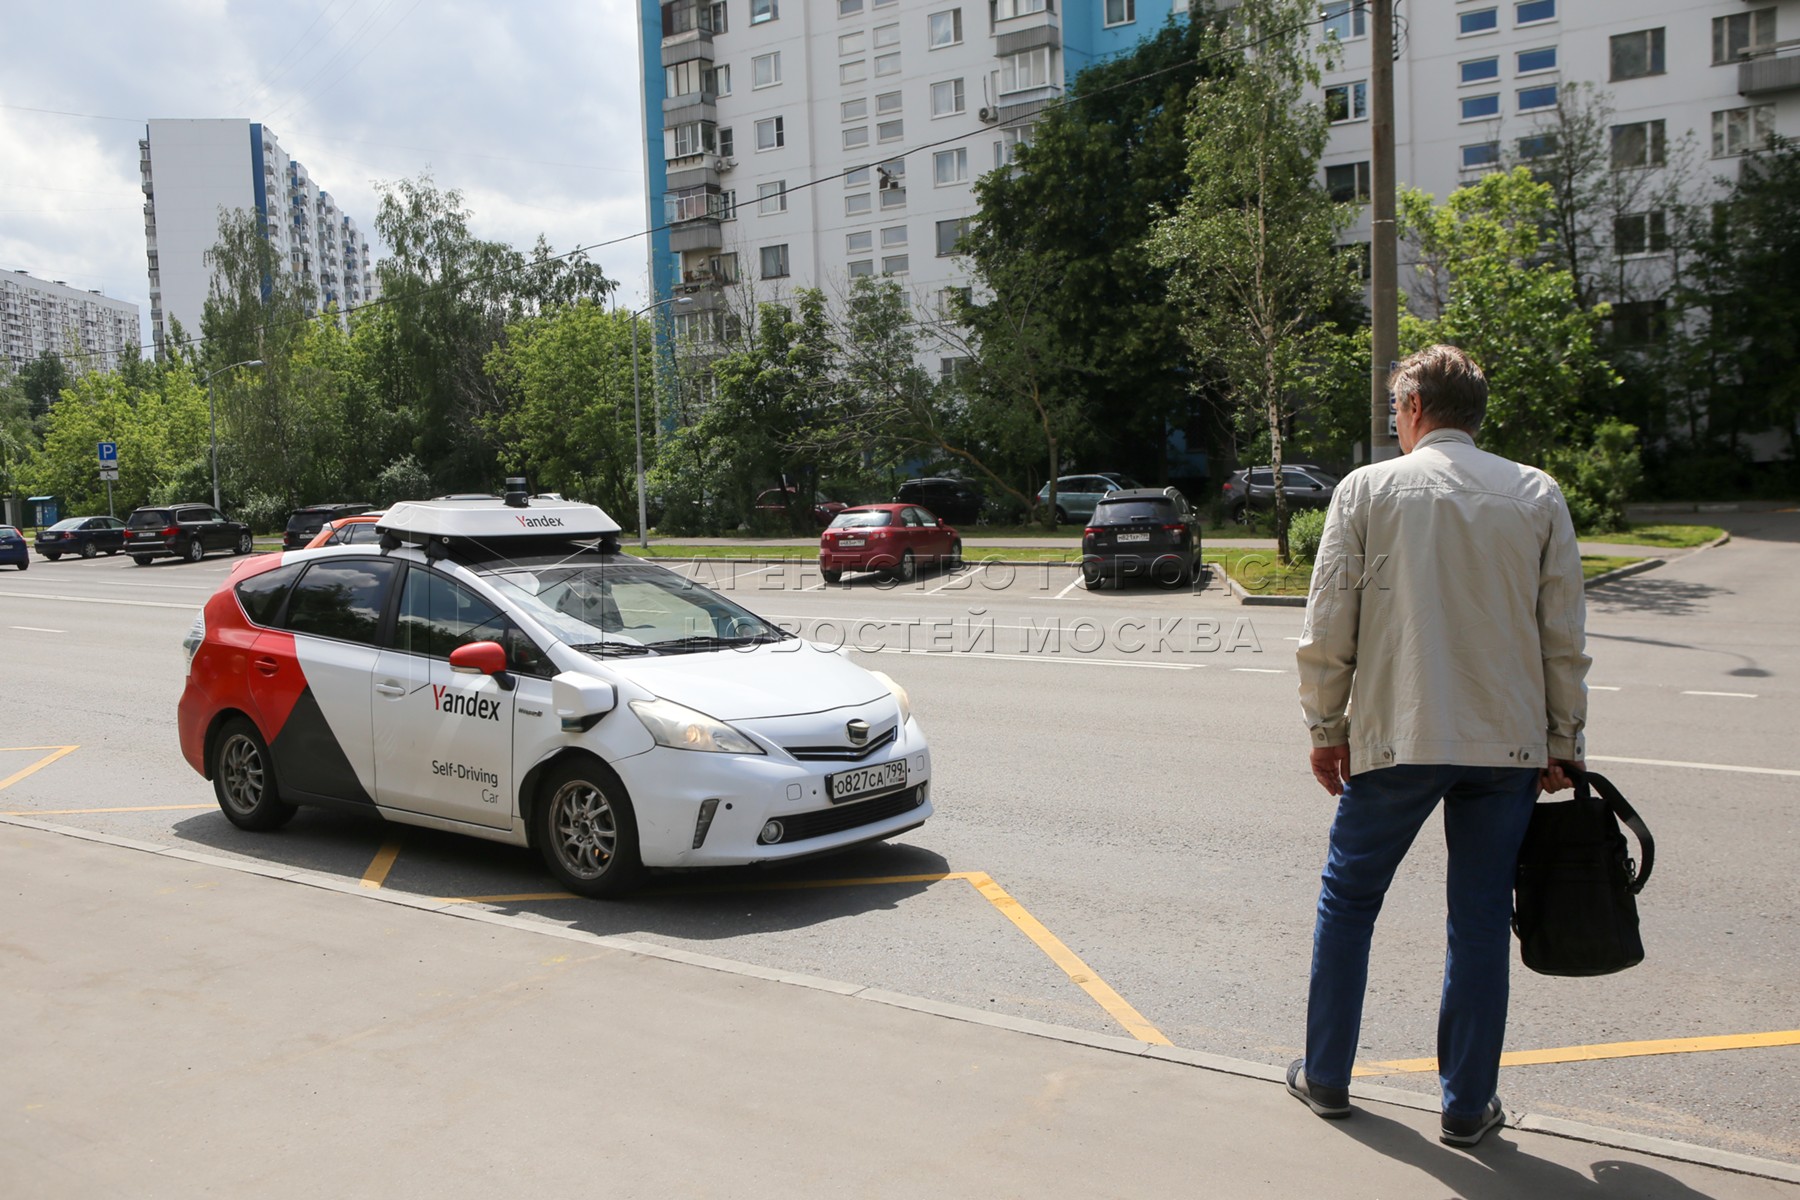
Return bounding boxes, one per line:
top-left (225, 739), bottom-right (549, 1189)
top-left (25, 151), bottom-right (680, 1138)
top-left (1296, 429), bottom-right (1590, 776)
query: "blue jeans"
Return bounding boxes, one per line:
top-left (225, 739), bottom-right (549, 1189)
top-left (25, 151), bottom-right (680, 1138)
top-left (1303, 763), bottom-right (1539, 1118)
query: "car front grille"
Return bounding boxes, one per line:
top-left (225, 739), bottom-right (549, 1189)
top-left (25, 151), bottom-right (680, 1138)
top-left (783, 726), bottom-right (898, 762)
top-left (775, 785), bottom-right (925, 843)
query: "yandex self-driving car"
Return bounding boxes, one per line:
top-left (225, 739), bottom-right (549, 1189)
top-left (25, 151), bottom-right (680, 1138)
top-left (177, 490), bottom-right (932, 896)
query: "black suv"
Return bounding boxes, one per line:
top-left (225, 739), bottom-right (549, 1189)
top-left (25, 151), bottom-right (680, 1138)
top-left (123, 504), bottom-right (254, 565)
top-left (1081, 487), bottom-right (1203, 588)
top-left (1220, 465), bottom-right (1339, 524)
top-left (894, 477), bottom-right (983, 525)
top-left (283, 502), bottom-right (373, 550)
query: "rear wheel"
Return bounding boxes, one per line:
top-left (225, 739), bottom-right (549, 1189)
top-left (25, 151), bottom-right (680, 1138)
top-left (184, 538), bottom-right (205, 563)
top-left (533, 759), bottom-right (643, 898)
top-left (1081, 563), bottom-right (1103, 589)
top-left (43, 551), bottom-right (60, 562)
top-left (821, 568), bottom-right (843, 585)
top-left (80, 541), bottom-right (98, 559)
top-left (16, 559), bottom-right (26, 572)
top-left (132, 555), bottom-right (152, 566)
top-left (236, 531), bottom-right (254, 555)
top-left (211, 718), bottom-right (297, 831)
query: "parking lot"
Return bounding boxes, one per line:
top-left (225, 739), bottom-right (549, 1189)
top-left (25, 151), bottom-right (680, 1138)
top-left (3, 513), bottom-right (1797, 1165)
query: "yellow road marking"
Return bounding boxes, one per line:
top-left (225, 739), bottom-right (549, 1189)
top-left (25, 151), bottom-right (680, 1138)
top-left (1354, 1029), bottom-right (1800, 1076)
top-left (2, 804), bottom-right (212, 816)
top-left (0, 745), bottom-right (79, 792)
top-left (359, 839), bottom-right (403, 890)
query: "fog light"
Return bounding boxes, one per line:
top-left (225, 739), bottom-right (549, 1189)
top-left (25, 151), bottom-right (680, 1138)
top-left (759, 819), bottom-right (785, 845)
top-left (692, 798), bottom-right (720, 849)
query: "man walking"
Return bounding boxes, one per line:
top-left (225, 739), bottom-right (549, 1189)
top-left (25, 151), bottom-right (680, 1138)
top-left (1288, 345), bottom-right (1590, 1147)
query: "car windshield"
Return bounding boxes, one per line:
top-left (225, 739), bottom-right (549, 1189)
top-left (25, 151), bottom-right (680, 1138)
top-left (49, 518), bottom-right (84, 531)
top-left (1093, 500), bottom-right (1175, 524)
top-left (484, 559), bottom-right (788, 655)
top-left (828, 511), bottom-right (893, 529)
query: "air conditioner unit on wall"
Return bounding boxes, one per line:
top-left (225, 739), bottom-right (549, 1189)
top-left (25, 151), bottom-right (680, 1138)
top-left (978, 107), bottom-right (999, 124)
top-left (715, 156), bottom-right (736, 172)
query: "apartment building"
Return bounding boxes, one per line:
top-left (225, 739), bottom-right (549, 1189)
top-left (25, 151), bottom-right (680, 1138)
top-left (139, 119), bottom-right (376, 357)
top-left (0, 270), bottom-right (141, 375)
top-left (637, 0), bottom-right (1193, 355)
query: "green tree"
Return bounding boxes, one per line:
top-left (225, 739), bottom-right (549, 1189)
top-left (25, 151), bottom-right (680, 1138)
top-left (24, 361), bottom-right (208, 514)
top-left (0, 367), bottom-right (38, 509)
top-left (18, 351), bottom-right (70, 419)
top-left (1148, 0), bottom-right (1353, 560)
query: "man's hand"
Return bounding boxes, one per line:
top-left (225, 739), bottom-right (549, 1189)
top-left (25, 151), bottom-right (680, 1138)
top-left (1310, 745), bottom-right (1351, 796)
top-left (1541, 757), bottom-right (1585, 793)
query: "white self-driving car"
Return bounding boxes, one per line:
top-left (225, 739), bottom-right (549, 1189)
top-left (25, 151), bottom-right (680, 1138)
top-left (178, 494), bottom-right (932, 896)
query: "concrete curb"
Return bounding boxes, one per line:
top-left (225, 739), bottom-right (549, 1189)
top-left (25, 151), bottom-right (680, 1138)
top-left (5, 809), bottom-right (1798, 1187)
top-left (1224, 573), bottom-right (1309, 607)
top-left (1583, 556), bottom-right (1667, 587)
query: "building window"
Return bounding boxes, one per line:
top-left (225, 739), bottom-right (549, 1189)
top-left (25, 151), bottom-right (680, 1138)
top-left (880, 225), bottom-right (908, 248)
top-left (1326, 81), bottom-right (1368, 123)
top-left (849, 259), bottom-right (875, 277)
top-left (874, 22), bottom-right (900, 47)
top-left (936, 217), bottom-right (972, 256)
top-left (1461, 141), bottom-right (1500, 171)
top-left (760, 244), bottom-right (789, 279)
top-left (1104, 0), bottom-right (1134, 27)
top-left (664, 121), bottom-right (717, 160)
top-left (840, 0), bottom-right (863, 13)
top-left (751, 0), bottom-right (777, 24)
top-left (997, 0), bottom-right (1047, 16)
top-left (842, 60), bottom-right (868, 84)
top-left (931, 78), bottom-right (966, 117)
top-left (1325, 161), bottom-right (1370, 203)
top-left (930, 8), bottom-right (962, 47)
top-left (995, 125), bottom-right (1033, 167)
top-left (844, 126), bottom-right (870, 149)
top-left (1516, 46), bottom-right (1557, 74)
top-left (840, 32), bottom-right (865, 55)
top-left (712, 64), bottom-right (732, 96)
top-left (1337, 242), bottom-right (1371, 281)
top-left (873, 0), bottom-right (897, 9)
top-left (1714, 9), bottom-right (1777, 65)
top-left (720, 189), bottom-right (737, 219)
top-left (1612, 119), bottom-right (1666, 168)
top-left (1321, 1), bottom-right (1365, 40)
top-left (1610, 299), bottom-right (1667, 345)
top-left (1461, 94), bottom-right (1500, 121)
top-left (753, 52), bottom-right (782, 89)
top-left (1459, 8), bottom-right (1497, 35)
top-left (718, 127), bottom-right (735, 157)
top-left (846, 192), bottom-right (873, 215)
top-left (1517, 84), bottom-right (1557, 112)
top-left (933, 147), bottom-right (968, 184)
top-left (1713, 105), bottom-right (1774, 158)
top-left (1460, 57), bottom-right (1499, 84)
top-left (877, 90), bottom-right (904, 114)
top-left (1517, 132), bottom-right (1557, 159)
top-left (757, 181), bottom-right (788, 215)
top-left (666, 59), bottom-right (707, 98)
top-left (845, 165), bottom-right (871, 187)
top-left (755, 116), bottom-right (785, 150)
top-left (842, 98), bottom-right (868, 122)
top-left (877, 119), bottom-right (904, 143)
top-left (1614, 211), bottom-right (1668, 256)
top-left (998, 47), bottom-right (1052, 94)
top-left (1610, 29), bottom-right (1665, 81)
top-left (939, 353), bottom-right (972, 378)
top-left (847, 230), bottom-right (874, 253)
top-left (880, 187), bottom-right (907, 210)
top-left (875, 52), bottom-right (901, 76)
top-left (1515, 0), bottom-right (1554, 25)
top-left (882, 255), bottom-right (910, 275)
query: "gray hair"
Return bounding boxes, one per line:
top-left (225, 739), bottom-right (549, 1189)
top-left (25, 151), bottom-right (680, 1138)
top-left (1389, 344), bottom-right (1488, 432)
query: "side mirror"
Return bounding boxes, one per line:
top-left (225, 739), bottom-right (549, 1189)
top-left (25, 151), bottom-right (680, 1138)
top-left (1312, 483), bottom-right (1322, 491)
top-left (553, 672), bottom-right (618, 733)
top-left (450, 641), bottom-right (508, 676)
top-left (936, 517), bottom-right (945, 527)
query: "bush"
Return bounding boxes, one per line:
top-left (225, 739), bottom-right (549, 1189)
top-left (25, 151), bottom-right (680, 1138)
top-left (233, 490), bottom-right (289, 535)
top-left (1288, 508), bottom-right (1328, 560)
top-left (1545, 419), bottom-right (1643, 535)
top-left (374, 455), bottom-right (433, 507)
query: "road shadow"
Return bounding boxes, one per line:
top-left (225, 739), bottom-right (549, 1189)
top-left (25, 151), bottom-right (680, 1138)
top-left (1332, 1108), bottom-right (1729, 1199)
top-left (1586, 577), bottom-right (1729, 618)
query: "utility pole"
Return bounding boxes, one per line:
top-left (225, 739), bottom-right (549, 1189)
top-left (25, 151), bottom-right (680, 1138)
top-left (1369, 0), bottom-right (1400, 461)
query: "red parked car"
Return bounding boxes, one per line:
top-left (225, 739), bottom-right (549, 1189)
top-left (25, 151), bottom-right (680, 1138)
top-left (819, 503), bottom-right (962, 584)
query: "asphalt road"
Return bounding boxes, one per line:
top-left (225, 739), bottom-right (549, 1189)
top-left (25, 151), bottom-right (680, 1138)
top-left (1, 511), bottom-right (1795, 1164)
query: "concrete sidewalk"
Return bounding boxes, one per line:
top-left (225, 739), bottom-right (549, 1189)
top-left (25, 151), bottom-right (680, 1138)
top-left (3, 820), bottom-right (1794, 1199)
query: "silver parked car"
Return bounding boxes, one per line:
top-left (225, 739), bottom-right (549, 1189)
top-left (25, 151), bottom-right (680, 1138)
top-left (1220, 465), bottom-right (1340, 524)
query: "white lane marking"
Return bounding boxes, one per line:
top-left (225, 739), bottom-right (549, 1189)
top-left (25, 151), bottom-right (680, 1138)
top-left (1590, 685), bottom-right (1621, 691)
top-left (1054, 575), bottom-right (1086, 600)
top-left (1681, 690), bottom-right (1758, 699)
top-left (9, 626), bottom-right (64, 633)
top-left (53, 578), bottom-right (212, 591)
top-left (1588, 755), bottom-right (1800, 779)
top-left (0, 590), bottom-right (196, 611)
top-left (849, 647), bottom-right (1196, 670)
top-left (1231, 667), bottom-right (1287, 674)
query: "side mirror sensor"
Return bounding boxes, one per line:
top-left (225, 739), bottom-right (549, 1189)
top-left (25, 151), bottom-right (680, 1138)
top-left (553, 672), bottom-right (618, 733)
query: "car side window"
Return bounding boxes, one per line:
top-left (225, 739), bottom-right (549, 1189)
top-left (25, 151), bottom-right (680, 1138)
top-left (1248, 471), bottom-right (1273, 486)
top-left (283, 559), bottom-right (401, 645)
top-left (235, 562), bottom-right (306, 627)
top-left (343, 523), bottom-right (382, 545)
top-left (393, 567), bottom-right (546, 674)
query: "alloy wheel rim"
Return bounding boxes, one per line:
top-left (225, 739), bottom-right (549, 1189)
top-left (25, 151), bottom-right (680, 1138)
top-left (220, 734), bottom-right (264, 814)
top-left (550, 780), bottom-right (617, 880)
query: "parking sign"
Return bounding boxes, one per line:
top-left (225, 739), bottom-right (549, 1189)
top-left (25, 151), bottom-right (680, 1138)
top-left (98, 441), bottom-right (118, 464)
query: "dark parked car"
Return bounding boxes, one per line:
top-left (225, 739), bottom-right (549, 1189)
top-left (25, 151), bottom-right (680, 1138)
top-left (894, 477), bottom-right (983, 525)
top-left (1220, 465), bottom-right (1339, 524)
top-left (1082, 488), bottom-right (1203, 588)
top-left (0, 524), bottom-right (28, 570)
top-left (35, 515), bottom-right (127, 560)
top-left (755, 487), bottom-right (849, 528)
top-left (283, 502), bottom-right (373, 550)
top-left (123, 504), bottom-right (254, 565)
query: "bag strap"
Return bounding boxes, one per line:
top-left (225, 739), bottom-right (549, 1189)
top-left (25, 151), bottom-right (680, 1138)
top-left (1569, 767), bottom-right (1655, 894)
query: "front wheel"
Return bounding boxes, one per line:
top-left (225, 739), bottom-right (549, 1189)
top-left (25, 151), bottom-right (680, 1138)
top-left (236, 531), bottom-right (254, 555)
top-left (211, 718), bottom-right (297, 831)
top-left (1231, 504), bottom-right (1251, 527)
top-left (887, 549), bottom-right (916, 583)
top-left (534, 760), bottom-right (644, 898)
top-left (1054, 506), bottom-right (1069, 526)
top-left (80, 541), bottom-right (98, 559)
top-left (944, 540), bottom-right (963, 571)
top-left (184, 538), bottom-right (205, 563)
top-left (132, 554), bottom-right (152, 566)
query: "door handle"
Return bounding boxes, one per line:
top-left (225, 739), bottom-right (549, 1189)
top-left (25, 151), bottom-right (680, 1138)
top-left (374, 681), bottom-right (405, 697)
top-left (252, 656), bottom-right (279, 676)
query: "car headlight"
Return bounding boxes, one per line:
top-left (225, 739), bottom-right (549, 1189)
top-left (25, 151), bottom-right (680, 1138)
top-left (868, 670), bottom-right (911, 725)
top-left (629, 698), bottom-right (765, 755)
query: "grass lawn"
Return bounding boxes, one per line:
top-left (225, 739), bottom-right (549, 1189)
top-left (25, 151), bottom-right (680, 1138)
top-left (1600, 523), bottom-right (1725, 549)
top-left (1581, 554), bottom-right (1642, 579)
top-left (1214, 551), bottom-right (1648, 597)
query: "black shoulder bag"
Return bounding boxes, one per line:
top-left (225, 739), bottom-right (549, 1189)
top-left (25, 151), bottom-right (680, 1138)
top-left (1513, 768), bottom-right (1654, 977)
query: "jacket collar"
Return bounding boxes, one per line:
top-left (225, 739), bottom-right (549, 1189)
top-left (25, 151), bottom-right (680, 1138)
top-left (1415, 428), bottom-right (1477, 451)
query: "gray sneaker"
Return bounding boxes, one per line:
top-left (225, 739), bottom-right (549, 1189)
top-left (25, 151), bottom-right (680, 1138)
top-left (1440, 1097), bottom-right (1506, 1147)
top-left (1286, 1058), bottom-right (1351, 1118)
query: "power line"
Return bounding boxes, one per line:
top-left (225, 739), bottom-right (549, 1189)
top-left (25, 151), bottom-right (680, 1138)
top-left (235, 0), bottom-right (358, 115)
top-left (29, 9), bottom-right (1331, 368)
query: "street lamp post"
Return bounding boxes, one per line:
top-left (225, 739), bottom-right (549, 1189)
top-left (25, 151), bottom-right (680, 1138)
top-left (200, 359), bottom-right (264, 512)
top-left (630, 296), bottom-right (692, 550)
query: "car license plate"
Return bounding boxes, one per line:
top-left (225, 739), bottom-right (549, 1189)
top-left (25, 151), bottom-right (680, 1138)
top-left (839, 538), bottom-right (865, 547)
top-left (827, 760), bottom-right (907, 804)
top-left (1118, 531), bottom-right (1151, 542)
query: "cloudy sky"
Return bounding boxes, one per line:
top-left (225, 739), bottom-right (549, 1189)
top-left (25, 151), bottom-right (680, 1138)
top-left (1, 0), bottom-right (652, 348)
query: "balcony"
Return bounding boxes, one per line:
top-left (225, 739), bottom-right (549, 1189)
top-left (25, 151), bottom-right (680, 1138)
top-left (1739, 45), bottom-right (1800, 96)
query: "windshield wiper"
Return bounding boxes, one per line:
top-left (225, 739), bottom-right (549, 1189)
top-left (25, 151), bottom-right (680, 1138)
top-left (569, 641), bottom-right (654, 657)
top-left (644, 631), bottom-right (790, 654)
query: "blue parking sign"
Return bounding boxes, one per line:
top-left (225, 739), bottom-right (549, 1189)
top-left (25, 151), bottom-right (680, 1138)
top-left (97, 441), bottom-right (118, 464)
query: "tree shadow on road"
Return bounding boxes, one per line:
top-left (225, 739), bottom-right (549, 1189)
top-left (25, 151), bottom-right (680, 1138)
top-left (1586, 577), bottom-right (1729, 619)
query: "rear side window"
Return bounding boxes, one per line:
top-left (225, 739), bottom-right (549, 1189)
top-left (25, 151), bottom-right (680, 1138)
top-left (284, 559), bottom-right (401, 645)
top-left (336, 522), bottom-right (383, 545)
top-left (287, 512), bottom-right (327, 533)
top-left (235, 562), bottom-right (306, 627)
top-left (1093, 500), bottom-right (1176, 524)
top-left (1247, 471), bottom-right (1274, 486)
top-left (128, 510), bottom-right (172, 529)
top-left (177, 508), bottom-right (214, 524)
